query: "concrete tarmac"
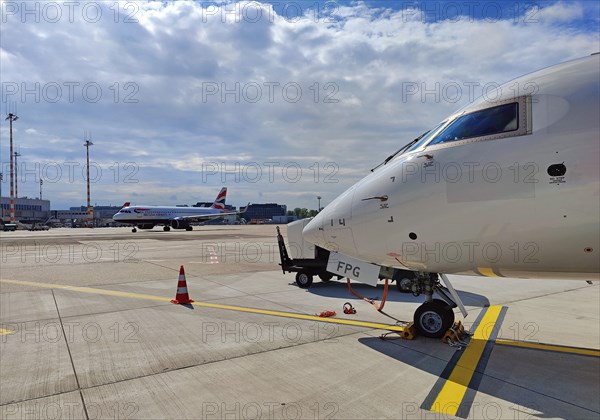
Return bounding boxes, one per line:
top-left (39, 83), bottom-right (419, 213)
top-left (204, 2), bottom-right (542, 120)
top-left (1, 226), bottom-right (598, 419)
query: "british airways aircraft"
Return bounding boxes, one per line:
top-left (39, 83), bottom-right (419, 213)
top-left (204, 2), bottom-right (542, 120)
top-left (302, 54), bottom-right (600, 337)
top-left (112, 187), bottom-right (247, 232)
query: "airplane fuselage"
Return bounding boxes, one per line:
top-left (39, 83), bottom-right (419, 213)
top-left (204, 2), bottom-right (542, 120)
top-left (113, 206), bottom-right (226, 225)
top-left (303, 55), bottom-right (600, 280)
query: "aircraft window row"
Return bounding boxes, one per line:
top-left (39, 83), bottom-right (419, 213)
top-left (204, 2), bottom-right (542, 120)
top-left (428, 102), bottom-right (519, 146)
top-left (120, 209), bottom-right (132, 213)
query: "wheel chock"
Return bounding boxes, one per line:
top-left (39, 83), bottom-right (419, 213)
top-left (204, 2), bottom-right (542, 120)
top-left (379, 322), bottom-right (417, 341)
top-left (442, 321), bottom-right (468, 345)
top-left (400, 322), bottom-right (417, 340)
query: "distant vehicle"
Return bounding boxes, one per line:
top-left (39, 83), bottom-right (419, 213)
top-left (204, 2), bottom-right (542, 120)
top-left (2, 223), bottom-right (17, 231)
top-left (112, 187), bottom-right (249, 232)
top-left (303, 55), bottom-right (600, 337)
top-left (249, 218), bottom-right (269, 224)
top-left (29, 224), bottom-right (50, 231)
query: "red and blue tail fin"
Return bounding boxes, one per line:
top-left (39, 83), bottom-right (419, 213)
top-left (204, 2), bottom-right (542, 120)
top-left (211, 187), bottom-right (227, 210)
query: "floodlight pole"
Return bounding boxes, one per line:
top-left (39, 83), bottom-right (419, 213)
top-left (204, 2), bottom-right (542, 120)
top-left (84, 139), bottom-right (94, 225)
top-left (5, 113), bottom-right (18, 222)
top-left (13, 151), bottom-right (21, 198)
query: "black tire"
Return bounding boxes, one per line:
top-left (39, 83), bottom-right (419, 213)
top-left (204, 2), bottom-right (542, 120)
top-left (318, 273), bottom-right (333, 282)
top-left (295, 272), bottom-right (313, 288)
top-left (414, 299), bottom-right (455, 338)
top-left (132, 228), bottom-right (137, 233)
top-left (163, 226), bottom-right (170, 232)
top-left (186, 226), bottom-right (193, 231)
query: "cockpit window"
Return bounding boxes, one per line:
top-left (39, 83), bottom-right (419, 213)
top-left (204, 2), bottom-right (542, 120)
top-left (403, 121), bottom-right (447, 154)
top-left (428, 102), bottom-right (519, 146)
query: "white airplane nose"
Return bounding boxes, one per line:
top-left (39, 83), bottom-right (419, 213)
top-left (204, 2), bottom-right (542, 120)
top-left (302, 186), bottom-right (359, 257)
top-left (302, 212), bottom-right (325, 247)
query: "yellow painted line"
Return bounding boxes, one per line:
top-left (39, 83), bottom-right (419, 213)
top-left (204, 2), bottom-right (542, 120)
top-left (496, 339), bottom-right (600, 358)
top-left (431, 305), bottom-right (503, 417)
top-left (477, 267), bottom-right (498, 277)
top-left (0, 279), bottom-right (173, 302)
top-left (0, 279), bottom-right (405, 332)
top-left (0, 328), bottom-right (14, 336)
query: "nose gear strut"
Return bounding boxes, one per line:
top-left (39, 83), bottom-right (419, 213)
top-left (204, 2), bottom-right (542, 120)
top-left (409, 272), bottom-right (468, 338)
top-left (344, 271), bottom-right (468, 340)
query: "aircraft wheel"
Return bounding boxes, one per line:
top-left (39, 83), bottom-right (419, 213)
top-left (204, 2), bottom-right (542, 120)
top-left (132, 228), bottom-right (137, 233)
top-left (163, 226), bottom-right (170, 232)
top-left (186, 226), bottom-right (193, 231)
top-left (414, 299), bottom-right (455, 338)
top-left (319, 273), bottom-right (333, 282)
top-left (295, 272), bottom-right (313, 289)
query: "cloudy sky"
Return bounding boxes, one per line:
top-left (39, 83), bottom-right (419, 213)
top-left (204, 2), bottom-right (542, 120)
top-left (0, 0), bottom-right (598, 210)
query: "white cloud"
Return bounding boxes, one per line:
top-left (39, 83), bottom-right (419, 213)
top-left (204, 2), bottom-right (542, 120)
top-left (0, 1), bottom-right (598, 209)
top-left (536, 2), bottom-right (585, 22)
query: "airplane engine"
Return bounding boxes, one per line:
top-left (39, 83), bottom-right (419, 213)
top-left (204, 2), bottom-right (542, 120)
top-left (171, 219), bottom-right (190, 230)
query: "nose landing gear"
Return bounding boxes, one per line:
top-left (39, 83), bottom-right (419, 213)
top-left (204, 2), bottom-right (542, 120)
top-left (414, 299), bottom-right (455, 338)
top-left (411, 272), bottom-right (467, 338)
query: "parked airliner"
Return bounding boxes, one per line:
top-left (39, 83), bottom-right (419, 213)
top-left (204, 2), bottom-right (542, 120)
top-left (113, 187), bottom-right (247, 232)
top-left (302, 54), bottom-right (600, 337)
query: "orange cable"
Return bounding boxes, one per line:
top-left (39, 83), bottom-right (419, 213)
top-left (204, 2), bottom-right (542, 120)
top-left (346, 278), bottom-right (389, 312)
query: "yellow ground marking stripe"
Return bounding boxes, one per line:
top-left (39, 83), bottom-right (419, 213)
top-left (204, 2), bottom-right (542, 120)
top-left (0, 279), bottom-right (405, 332)
top-left (431, 305), bottom-right (503, 417)
top-left (496, 339), bottom-right (600, 357)
top-left (0, 328), bottom-right (14, 336)
top-left (1, 279), bottom-right (173, 302)
top-left (478, 267), bottom-right (498, 277)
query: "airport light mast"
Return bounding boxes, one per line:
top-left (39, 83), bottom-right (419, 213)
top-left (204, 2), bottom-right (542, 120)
top-left (39, 178), bottom-right (43, 200)
top-left (317, 196), bottom-right (322, 212)
top-left (84, 137), bottom-right (94, 225)
top-left (13, 151), bottom-right (21, 198)
top-left (5, 112), bottom-right (18, 222)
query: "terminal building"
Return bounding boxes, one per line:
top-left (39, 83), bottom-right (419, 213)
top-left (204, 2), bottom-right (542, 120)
top-left (50, 205), bottom-right (125, 227)
top-left (242, 203), bottom-right (287, 223)
top-left (0, 197), bottom-right (122, 227)
top-left (0, 196), bottom-right (50, 223)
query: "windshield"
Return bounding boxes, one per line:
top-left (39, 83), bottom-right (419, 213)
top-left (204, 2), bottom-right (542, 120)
top-left (401, 121), bottom-right (448, 154)
top-left (370, 121), bottom-right (448, 171)
top-left (428, 103), bottom-right (518, 146)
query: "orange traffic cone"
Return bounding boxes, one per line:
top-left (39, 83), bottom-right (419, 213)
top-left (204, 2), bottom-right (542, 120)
top-left (171, 265), bottom-right (194, 304)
